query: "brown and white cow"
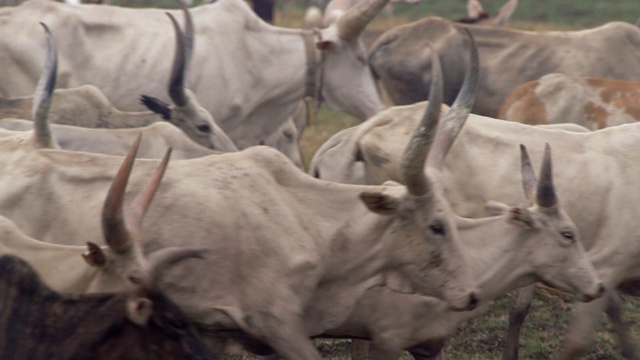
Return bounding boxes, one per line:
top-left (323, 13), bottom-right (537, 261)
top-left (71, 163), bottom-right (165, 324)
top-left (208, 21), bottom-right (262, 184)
top-left (310, 101), bottom-right (640, 358)
top-left (369, 18), bottom-right (640, 117)
top-left (0, 43), bottom-right (483, 359)
top-left (498, 73), bottom-right (640, 130)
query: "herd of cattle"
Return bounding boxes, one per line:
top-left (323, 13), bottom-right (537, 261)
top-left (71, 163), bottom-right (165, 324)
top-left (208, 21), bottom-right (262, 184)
top-left (0, 0), bottom-right (638, 358)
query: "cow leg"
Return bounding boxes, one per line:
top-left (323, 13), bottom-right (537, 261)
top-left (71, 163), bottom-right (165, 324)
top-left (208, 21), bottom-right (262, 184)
top-left (350, 339), bottom-right (371, 360)
top-left (366, 335), bottom-right (411, 360)
top-left (260, 314), bottom-right (323, 360)
top-left (369, 342), bottom-right (404, 360)
top-left (558, 294), bottom-right (609, 360)
top-left (502, 284), bottom-right (535, 360)
top-left (605, 292), bottom-right (638, 359)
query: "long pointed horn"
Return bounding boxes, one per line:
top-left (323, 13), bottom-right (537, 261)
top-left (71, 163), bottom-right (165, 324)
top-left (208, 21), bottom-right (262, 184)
top-left (32, 23), bottom-right (58, 149)
top-left (536, 143), bottom-right (557, 208)
top-left (127, 147), bottom-right (172, 238)
top-left (466, 0), bottom-right (484, 19)
top-left (102, 134), bottom-right (142, 253)
top-left (337, 0), bottom-right (390, 41)
top-left (491, 0), bottom-right (518, 26)
top-left (519, 144), bottom-right (537, 204)
top-left (427, 28), bottom-right (479, 169)
top-left (401, 47), bottom-right (443, 196)
top-left (166, 9), bottom-right (191, 107)
top-left (177, 0), bottom-right (194, 67)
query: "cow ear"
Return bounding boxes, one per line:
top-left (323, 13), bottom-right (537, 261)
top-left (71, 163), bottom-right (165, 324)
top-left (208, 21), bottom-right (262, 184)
top-left (126, 298), bottom-right (154, 326)
top-left (82, 242), bottom-right (107, 268)
top-left (316, 40), bottom-right (337, 51)
top-left (360, 191), bottom-right (400, 215)
top-left (139, 95), bottom-right (172, 120)
top-left (508, 207), bottom-right (537, 228)
top-left (485, 200), bottom-right (510, 216)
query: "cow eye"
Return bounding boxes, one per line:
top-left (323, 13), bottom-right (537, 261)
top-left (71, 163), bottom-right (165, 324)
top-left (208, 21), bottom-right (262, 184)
top-left (430, 222), bottom-right (445, 236)
top-left (197, 124), bottom-right (211, 133)
top-left (560, 230), bottom-right (575, 241)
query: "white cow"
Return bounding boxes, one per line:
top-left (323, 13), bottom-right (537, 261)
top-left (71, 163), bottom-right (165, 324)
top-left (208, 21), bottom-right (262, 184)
top-left (0, 21), bottom-right (230, 161)
top-left (0, 7), bottom-right (238, 154)
top-left (0, 56), bottom-right (481, 359)
top-left (321, 144), bottom-right (603, 360)
top-left (310, 102), bottom-right (640, 358)
top-left (0, 0), bottom-right (386, 148)
top-left (0, 142), bottom-right (203, 296)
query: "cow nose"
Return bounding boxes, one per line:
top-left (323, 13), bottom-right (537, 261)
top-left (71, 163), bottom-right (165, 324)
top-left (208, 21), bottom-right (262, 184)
top-left (582, 282), bottom-right (606, 302)
top-left (467, 292), bottom-right (479, 310)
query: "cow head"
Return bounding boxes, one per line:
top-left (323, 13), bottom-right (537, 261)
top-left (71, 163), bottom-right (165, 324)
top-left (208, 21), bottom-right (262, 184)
top-left (486, 144), bottom-right (605, 302)
top-left (82, 135), bottom-right (207, 294)
top-left (314, 0), bottom-right (387, 120)
top-left (141, 5), bottom-right (237, 153)
top-left (359, 34), bottom-right (482, 311)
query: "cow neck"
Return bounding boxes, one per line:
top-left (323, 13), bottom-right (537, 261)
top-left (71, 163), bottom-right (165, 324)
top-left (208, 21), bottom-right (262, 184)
top-left (302, 30), bottom-right (324, 125)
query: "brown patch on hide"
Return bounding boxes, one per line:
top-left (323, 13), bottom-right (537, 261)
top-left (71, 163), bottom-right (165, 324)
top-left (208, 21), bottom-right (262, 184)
top-left (588, 78), bottom-right (640, 122)
top-left (584, 101), bottom-right (609, 129)
top-left (498, 81), bottom-right (549, 125)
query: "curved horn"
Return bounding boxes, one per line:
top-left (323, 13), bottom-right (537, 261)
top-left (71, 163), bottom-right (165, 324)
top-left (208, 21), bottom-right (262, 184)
top-left (466, 0), bottom-right (484, 19)
top-left (138, 246), bottom-right (208, 289)
top-left (519, 144), bottom-right (537, 203)
top-left (401, 47), bottom-right (443, 196)
top-left (428, 28), bottom-right (479, 169)
top-left (127, 147), bottom-right (172, 237)
top-left (176, 0), bottom-right (194, 65)
top-left (491, 0), bottom-right (518, 26)
top-left (166, 10), bottom-right (191, 107)
top-left (536, 143), bottom-right (557, 208)
top-left (32, 23), bottom-right (58, 149)
top-left (102, 134), bottom-right (142, 253)
top-left (337, 0), bottom-right (389, 41)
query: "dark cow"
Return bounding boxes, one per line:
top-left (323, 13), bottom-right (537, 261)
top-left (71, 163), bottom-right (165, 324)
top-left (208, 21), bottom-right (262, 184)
top-left (0, 254), bottom-right (217, 360)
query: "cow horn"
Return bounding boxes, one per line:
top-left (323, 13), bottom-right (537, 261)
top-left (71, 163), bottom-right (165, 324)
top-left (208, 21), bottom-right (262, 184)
top-left (401, 47), bottom-right (443, 196)
top-left (536, 143), bottom-right (557, 208)
top-left (166, 6), bottom-right (193, 108)
top-left (519, 144), bottom-right (537, 204)
top-left (140, 246), bottom-right (208, 289)
top-left (127, 147), bottom-right (172, 238)
top-left (32, 23), bottom-right (58, 149)
top-left (491, 0), bottom-right (519, 26)
top-left (427, 28), bottom-right (478, 169)
top-left (337, 0), bottom-right (390, 41)
top-left (102, 134), bottom-right (142, 253)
